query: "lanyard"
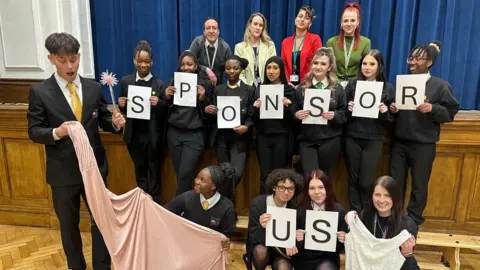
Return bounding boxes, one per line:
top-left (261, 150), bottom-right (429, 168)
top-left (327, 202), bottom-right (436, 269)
top-left (205, 43), bottom-right (218, 69)
top-left (343, 36), bottom-right (355, 80)
top-left (253, 46), bottom-right (260, 86)
top-left (293, 36), bottom-right (306, 67)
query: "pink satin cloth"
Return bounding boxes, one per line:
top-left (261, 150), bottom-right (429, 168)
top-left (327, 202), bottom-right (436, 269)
top-left (66, 122), bottom-right (227, 270)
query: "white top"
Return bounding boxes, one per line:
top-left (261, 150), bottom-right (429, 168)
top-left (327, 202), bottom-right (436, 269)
top-left (312, 77), bottom-right (329, 89)
top-left (136, 72), bottom-right (153, 82)
top-left (266, 195), bottom-right (287, 208)
top-left (344, 211), bottom-right (411, 270)
top-left (52, 72), bottom-right (82, 140)
top-left (200, 192), bottom-right (221, 210)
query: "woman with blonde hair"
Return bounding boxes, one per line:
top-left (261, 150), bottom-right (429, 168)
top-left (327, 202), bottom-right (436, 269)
top-left (294, 48), bottom-right (347, 178)
top-left (235, 13), bottom-right (276, 86)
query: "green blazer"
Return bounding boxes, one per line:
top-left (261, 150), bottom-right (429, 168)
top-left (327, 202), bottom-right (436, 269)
top-left (327, 35), bottom-right (371, 81)
top-left (234, 40), bottom-right (276, 85)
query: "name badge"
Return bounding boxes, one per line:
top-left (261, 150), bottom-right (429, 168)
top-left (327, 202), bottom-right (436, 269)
top-left (290, 74), bottom-right (299, 83)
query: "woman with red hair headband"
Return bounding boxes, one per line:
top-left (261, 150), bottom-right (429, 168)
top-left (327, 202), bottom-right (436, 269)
top-left (327, 2), bottom-right (371, 88)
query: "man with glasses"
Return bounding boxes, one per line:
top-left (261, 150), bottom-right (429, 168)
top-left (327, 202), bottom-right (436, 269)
top-left (389, 41), bottom-right (459, 225)
top-left (189, 17), bottom-right (233, 85)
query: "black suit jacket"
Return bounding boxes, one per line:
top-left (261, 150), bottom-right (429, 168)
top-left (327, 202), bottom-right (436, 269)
top-left (118, 74), bottom-right (167, 150)
top-left (27, 74), bottom-right (119, 187)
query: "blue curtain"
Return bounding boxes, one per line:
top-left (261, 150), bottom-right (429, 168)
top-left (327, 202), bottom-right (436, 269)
top-left (91, 0), bottom-right (480, 109)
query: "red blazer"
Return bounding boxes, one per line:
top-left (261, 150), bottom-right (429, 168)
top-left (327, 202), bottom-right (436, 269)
top-left (281, 32), bottom-right (322, 83)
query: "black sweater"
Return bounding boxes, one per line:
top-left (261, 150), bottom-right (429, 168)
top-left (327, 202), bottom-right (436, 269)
top-left (294, 202), bottom-right (347, 269)
top-left (252, 84), bottom-right (297, 134)
top-left (345, 80), bottom-right (395, 141)
top-left (393, 76), bottom-right (459, 143)
top-left (161, 76), bottom-right (212, 130)
top-left (294, 84), bottom-right (347, 143)
top-left (165, 190), bottom-right (236, 236)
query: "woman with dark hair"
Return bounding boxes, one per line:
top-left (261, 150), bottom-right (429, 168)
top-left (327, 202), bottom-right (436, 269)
top-left (294, 169), bottom-right (347, 270)
top-left (118, 40), bottom-right (168, 203)
top-left (161, 50), bottom-right (213, 195)
top-left (252, 56), bottom-right (296, 194)
top-left (204, 55), bottom-right (255, 199)
top-left (326, 2), bottom-right (371, 87)
top-left (356, 176), bottom-right (419, 269)
top-left (165, 162), bottom-right (237, 250)
top-left (294, 48), bottom-right (347, 178)
top-left (281, 5), bottom-right (322, 86)
top-left (344, 49), bottom-right (395, 212)
top-left (390, 41), bottom-right (459, 225)
top-left (244, 169), bottom-right (302, 270)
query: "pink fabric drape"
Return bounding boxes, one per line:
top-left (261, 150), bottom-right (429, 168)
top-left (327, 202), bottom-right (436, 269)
top-left (66, 122), bottom-right (227, 270)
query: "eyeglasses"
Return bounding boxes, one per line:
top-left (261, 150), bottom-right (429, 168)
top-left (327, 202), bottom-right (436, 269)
top-left (276, 185), bottom-right (295, 193)
top-left (406, 57), bottom-right (428, 63)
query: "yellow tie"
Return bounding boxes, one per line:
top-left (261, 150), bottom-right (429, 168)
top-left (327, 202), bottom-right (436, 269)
top-left (202, 200), bottom-right (209, 210)
top-left (67, 82), bottom-right (82, 121)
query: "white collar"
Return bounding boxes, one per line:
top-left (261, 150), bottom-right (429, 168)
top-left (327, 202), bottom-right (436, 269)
top-left (227, 80), bottom-right (241, 88)
top-left (312, 77), bottom-right (329, 89)
top-left (311, 201), bottom-right (325, 211)
top-left (54, 72), bottom-right (81, 90)
top-left (426, 71), bottom-right (431, 82)
top-left (136, 72), bottom-right (153, 82)
top-left (266, 194), bottom-right (287, 208)
top-left (200, 192), bottom-right (221, 210)
top-left (205, 38), bottom-right (219, 49)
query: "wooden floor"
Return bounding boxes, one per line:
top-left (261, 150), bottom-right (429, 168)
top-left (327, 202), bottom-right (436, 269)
top-left (0, 225), bottom-right (478, 270)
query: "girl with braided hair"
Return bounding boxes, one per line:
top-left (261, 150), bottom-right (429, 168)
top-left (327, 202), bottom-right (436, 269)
top-left (165, 162), bottom-right (237, 250)
top-left (389, 41), bottom-right (459, 225)
top-left (118, 40), bottom-right (168, 202)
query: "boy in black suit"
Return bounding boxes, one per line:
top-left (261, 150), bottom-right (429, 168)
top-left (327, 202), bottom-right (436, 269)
top-left (27, 32), bottom-right (125, 270)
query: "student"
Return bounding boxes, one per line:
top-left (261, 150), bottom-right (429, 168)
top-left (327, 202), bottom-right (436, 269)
top-left (295, 169), bottom-right (347, 270)
top-left (327, 2), bottom-right (371, 87)
top-left (204, 55), bottom-right (255, 198)
top-left (294, 48), bottom-right (347, 177)
top-left (235, 13), bottom-right (277, 87)
top-left (165, 162), bottom-right (237, 250)
top-left (354, 176), bottom-right (419, 270)
top-left (252, 56), bottom-right (296, 194)
top-left (281, 5), bottom-right (322, 86)
top-left (244, 169), bottom-right (302, 270)
top-left (390, 41), bottom-right (459, 225)
top-left (344, 49), bottom-right (395, 212)
top-left (27, 32), bottom-right (126, 270)
top-left (189, 18), bottom-right (233, 85)
top-left (118, 40), bottom-right (168, 202)
top-left (161, 51), bottom-right (213, 195)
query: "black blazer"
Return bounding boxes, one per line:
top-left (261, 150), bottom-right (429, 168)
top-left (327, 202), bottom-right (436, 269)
top-left (206, 81), bottom-right (255, 149)
top-left (119, 74), bottom-right (168, 149)
top-left (27, 74), bottom-right (120, 187)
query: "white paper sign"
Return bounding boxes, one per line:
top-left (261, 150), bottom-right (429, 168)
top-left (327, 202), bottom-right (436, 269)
top-left (305, 210), bottom-right (339, 252)
top-left (217, 96), bottom-right (241, 129)
top-left (352, 81), bottom-right (384, 119)
top-left (174, 72), bottom-right (197, 107)
top-left (395, 74), bottom-right (427, 110)
top-left (265, 206), bottom-right (296, 249)
top-left (260, 85), bottom-right (284, 119)
top-left (302, 88), bottom-right (331, 125)
top-left (126, 85), bottom-right (151, 120)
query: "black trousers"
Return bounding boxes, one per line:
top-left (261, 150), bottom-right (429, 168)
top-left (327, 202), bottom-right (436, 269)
top-left (256, 133), bottom-right (289, 194)
top-left (390, 138), bottom-right (436, 225)
top-left (344, 136), bottom-right (384, 212)
top-left (51, 184), bottom-right (111, 270)
top-left (167, 126), bottom-right (204, 195)
top-left (126, 132), bottom-right (162, 202)
top-left (299, 136), bottom-right (341, 178)
top-left (215, 134), bottom-right (247, 201)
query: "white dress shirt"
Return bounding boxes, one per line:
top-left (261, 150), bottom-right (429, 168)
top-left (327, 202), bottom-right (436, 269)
top-left (136, 72), bottom-right (153, 82)
top-left (52, 73), bottom-right (82, 140)
top-left (312, 77), bottom-right (329, 89)
top-left (200, 192), bottom-right (221, 210)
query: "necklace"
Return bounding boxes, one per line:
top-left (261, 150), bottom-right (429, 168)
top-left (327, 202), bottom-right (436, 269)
top-left (375, 214), bottom-right (388, 239)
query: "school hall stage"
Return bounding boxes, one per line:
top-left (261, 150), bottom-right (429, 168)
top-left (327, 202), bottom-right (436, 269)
top-left (0, 104), bottom-right (479, 236)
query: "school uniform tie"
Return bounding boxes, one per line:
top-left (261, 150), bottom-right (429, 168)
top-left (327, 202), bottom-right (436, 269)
top-left (67, 82), bottom-right (82, 121)
top-left (316, 81), bottom-right (323, 89)
top-left (202, 200), bottom-right (209, 210)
